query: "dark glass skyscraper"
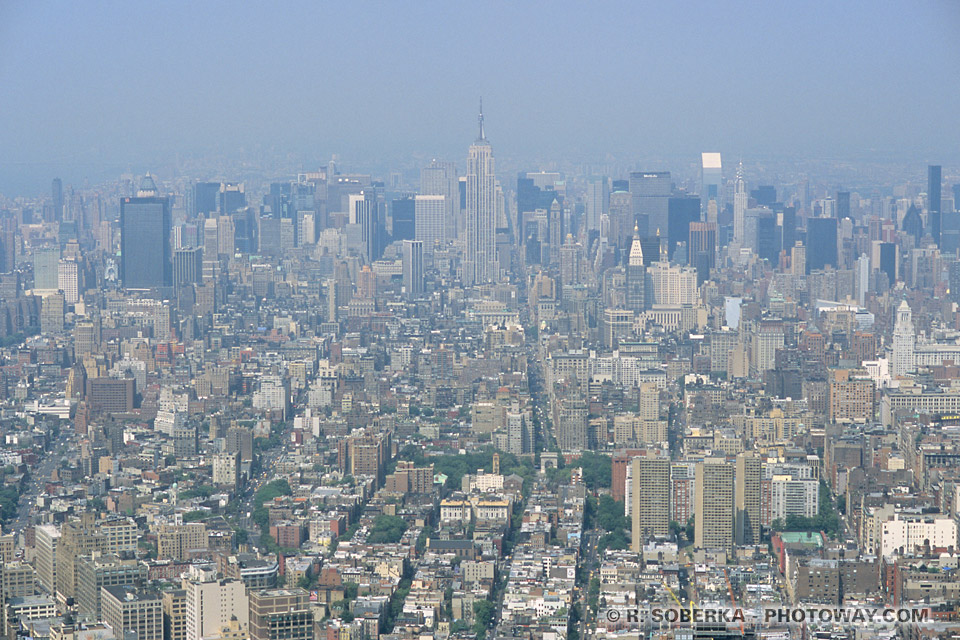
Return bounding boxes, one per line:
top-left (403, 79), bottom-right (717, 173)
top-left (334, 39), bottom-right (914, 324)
top-left (806, 217), bottom-right (837, 273)
top-left (121, 176), bottom-right (172, 289)
top-left (750, 185), bottom-right (776, 208)
top-left (688, 222), bottom-right (716, 284)
top-left (193, 182), bottom-right (220, 217)
top-left (836, 191), bottom-right (851, 220)
top-left (391, 197), bottom-right (416, 241)
top-left (779, 206), bottom-right (797, 253)
top-left (667, 196), bottom-right (700, 261)
top-left (878, 242), bottom-right (897, 286)
top-left (757, 210), bottom-right (779, 262)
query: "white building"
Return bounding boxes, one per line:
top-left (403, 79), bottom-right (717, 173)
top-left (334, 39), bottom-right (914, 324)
top-left (184, 570), bottom-right (249, 640)
top-left (891, 300), bottom-right (915, 378)
top-left (211, 453), bottom-right (239, 488)
top-left (770, 476), bottom-right (818, 522)
top-left (646, 262), bottom-right (698, 306)
top-left (414, 194), bottom-right (446, 255)
top-left (880, 514), bottom-right (957, 558)
top-left (58, 259), bottom-right (79, 304)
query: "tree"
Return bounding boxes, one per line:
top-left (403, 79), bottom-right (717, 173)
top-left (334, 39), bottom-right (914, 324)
top-left (473, 600), bottom-right (496, 630)
top-left (597, 529), bottom-right (630, 554)
top-left (344, 582), bottom-right (359, 601)
top-left (570, 452), bottom-right (612, 490)
top-left (669, 520), bottom-right (683, 541)
top-left (597, 495), bottom-right (629, 532)
top-left (367, 515), bottom-right (408, 544)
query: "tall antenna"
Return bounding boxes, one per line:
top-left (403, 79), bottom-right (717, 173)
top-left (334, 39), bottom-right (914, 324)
top-left (478, 97), bottom-right (485, 140)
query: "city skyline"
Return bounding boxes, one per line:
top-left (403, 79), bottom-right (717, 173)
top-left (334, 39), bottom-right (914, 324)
top-left (1, 4), bottom-right (960, 638)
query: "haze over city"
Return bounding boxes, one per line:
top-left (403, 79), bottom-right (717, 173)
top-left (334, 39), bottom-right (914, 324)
top-left (2, 1), bottom-right (959, 195)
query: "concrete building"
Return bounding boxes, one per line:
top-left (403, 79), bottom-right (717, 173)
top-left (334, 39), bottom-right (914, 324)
top-left (695, 459), bottom-right (734, 550)
top-left (248, 589), bottom-right (312, 640)
top-left (735, 453), bottom-right (762, 546)
top-left (77, 554), bottom-right (147, 622)
top-left (163, 590), bottom-right (187, 640)
top-left (184, 570), bottom-right (249, 640)
top-left (631, 456), bottom-right (670, 551)
top-left (101, 586), bottom-right (163, 640)
top-left (34, 525), bottom-right (60, 594)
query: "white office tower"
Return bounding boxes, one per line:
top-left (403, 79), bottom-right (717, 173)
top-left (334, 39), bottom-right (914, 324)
top-left (701, 153), bottom-right (722, 221)
top-left (465, 101), bottom-right (498, 286)
top-left (421, 159), bottom-right (459, 240)
top-left (733, 160), bottom-right (747, 244)
top-left (58, 259), bottom-right (79, 304)
top-left (891, 300), bottom-right (915, 378)
top-left (647, 262), bottom-right (698, 306)
top-left (415, 195), bottom-right (446, 255)
top-left (857, 254), bottom-right (870, 306)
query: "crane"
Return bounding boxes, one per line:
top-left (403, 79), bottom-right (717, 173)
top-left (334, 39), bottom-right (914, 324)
top-left (723, 567), bottom-right (744, 634)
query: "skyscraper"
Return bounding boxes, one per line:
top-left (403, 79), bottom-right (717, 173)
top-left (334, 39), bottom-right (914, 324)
top-left (688, 222), bottom-right (717, 284)
top-left (735, 453), bottom-right (761, 546)
top-left (120, 175), bottom-right (172, 289)
top-left (626, 226), bottom-right (646, 312)
top-left (391, 197), bottom-right (416, 241)
top-left (733, 162), bottom-right (747, 244)
top-left (701, 153), bottom-right (722, 220)
top-left (421, 159), bottom-right (458, 240)
top-left (694, 459), bottom-right (734, 550)
top-left (349, 191), bottom-right (379, 264)
top-left (837, 191), bottom-right (851, 220)
top-left (218, 182), bottom-right (246, 214)
top-left (756, 209), bottom-right (779, 262)
top-left (402, 240), bottom-right (424, 300)
top-left (892, 300), bottom-right (915, 378)
top-left (173, 247), bottom-right (203, 289)
top-left (631, 456), bottom-right (670, 551)
top-left (629, 171), bottom-right (672, 235)
top-left (33, 245), bottom-right (60, 291)
top-left (929, 165), bottom-right (942, 246)
top-left (193, 182), bottom-right (220, 217)
top-left (465, 102), bottom-right (498, 286)
top-left (667, 196), bottom-right (701, 261)
top-left (415, 194), bottom-right (446, 254)
top-left (52, 178), bottom-right (64, 222)
top-left (556, 396), bottom-right (587, 451)
top-left (806, 217), bottom-right (838, 273)
top-left (585, 177), bottom-right (608, 234)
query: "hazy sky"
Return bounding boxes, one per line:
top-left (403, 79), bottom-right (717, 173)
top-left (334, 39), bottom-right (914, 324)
top-left (1, 1), bottom-right (958, 195)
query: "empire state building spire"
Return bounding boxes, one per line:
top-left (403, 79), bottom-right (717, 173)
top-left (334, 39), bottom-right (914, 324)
top-left (465, 102), bottom-right (498, 285)
top-left (478, 97), bottom-right (485, 141)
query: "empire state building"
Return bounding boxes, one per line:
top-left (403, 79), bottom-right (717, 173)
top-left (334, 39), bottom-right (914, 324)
top-left (464, 101), bottom-right (499, 286)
